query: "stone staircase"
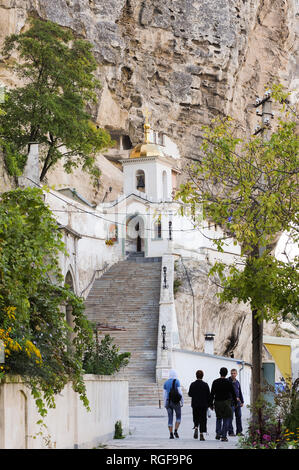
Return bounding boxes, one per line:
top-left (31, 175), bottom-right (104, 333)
top-left (84, 255), bottom-right (162, 405)
top-left (84, 254), bottom-right (191, 406)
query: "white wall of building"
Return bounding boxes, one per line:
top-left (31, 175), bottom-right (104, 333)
top-left (45, 191), bottom-right (123, 298)
top-left (0, 375), bottom-right (129, 449)
top-left (123, 158), bottom-right (173, 202)
top-left (172, 349), bottom-right (252, 406)
top-left (44, 185), bottom-right (243, 303)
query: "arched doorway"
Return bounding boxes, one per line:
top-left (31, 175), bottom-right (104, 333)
top-left (125, 214), bottom-right (145, 255)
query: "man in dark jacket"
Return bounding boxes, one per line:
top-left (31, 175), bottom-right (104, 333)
top-left (210, 367), bottom-right (238, 442)
top-left (228, 368), bottom-right (244, 436)
top-left (188, 370), bottom-right (211, 441)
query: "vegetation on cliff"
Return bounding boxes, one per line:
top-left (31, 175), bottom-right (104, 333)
top-left (0, 18), bottom-right (112, 183)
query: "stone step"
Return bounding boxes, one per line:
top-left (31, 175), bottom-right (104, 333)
top-left (85, 258), bottom-right (163, 405)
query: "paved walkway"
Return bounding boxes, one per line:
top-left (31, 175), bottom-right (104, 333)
top-left (105, 405), bottom-right (250, 449)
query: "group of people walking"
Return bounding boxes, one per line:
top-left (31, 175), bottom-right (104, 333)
top-left (163, 367), bottom-right (244, 442)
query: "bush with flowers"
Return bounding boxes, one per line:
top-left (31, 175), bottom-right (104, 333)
top-left (238, 379), bottom-right (299, 449)
top-left (238, 399), bottom-right (285, 449)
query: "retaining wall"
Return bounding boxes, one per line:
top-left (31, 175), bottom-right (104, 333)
top-left (0, 374), bottom-right (129, 449)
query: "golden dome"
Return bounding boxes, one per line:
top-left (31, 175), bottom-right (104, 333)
top-left (130, 142), bottom-right (164, 159)
top-left (129, 116), bottom-right (164, 159)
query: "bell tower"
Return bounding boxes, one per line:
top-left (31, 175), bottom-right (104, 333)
top-left (122, 117), bottom-right (173, 202)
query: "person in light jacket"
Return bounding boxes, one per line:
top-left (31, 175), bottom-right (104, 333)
top-left (163, 369), bottom-right (184, 439)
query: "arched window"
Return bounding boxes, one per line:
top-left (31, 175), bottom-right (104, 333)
top-left (136, 169), bottom-right (145, 192)
top-left (162, 170), bottom-right (168, 200)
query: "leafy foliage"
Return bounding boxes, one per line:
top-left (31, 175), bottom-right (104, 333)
top-left (210, 255), bottom-right (299, 323)
top-left (83, 331), bottom-right (130, 376)
top-left (276, 378), bottom-right (299, 435)
top-left (0, 187), bottom-right (94, 415)
top-left (114, 420), bottom-right (125, 439)
top-left (238, 399), bottom-right (285, 449)
top-left (176, 89), bottom-right (299, 324)
top-left (238, 379), bottom-right (299, 449)
top-left (0, 18), bottom-right (113, 182)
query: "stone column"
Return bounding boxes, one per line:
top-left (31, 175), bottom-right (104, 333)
top-left (156, 254), bottom-right (180, 385)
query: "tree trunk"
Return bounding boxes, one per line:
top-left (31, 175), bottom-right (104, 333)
top-left (251, 307), bottom-right (263, 404)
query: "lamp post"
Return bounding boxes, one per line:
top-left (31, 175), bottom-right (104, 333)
top-left (161, 324), bottom-right (167, 350)
top-left (163, 266), bottom-right (168, 289)
top-left (168, 221), bottom-right (172, 241)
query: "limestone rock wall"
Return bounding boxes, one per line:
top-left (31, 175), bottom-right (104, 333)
top-left (0, 0), bottom-right (297, 162)
top-left (0, 1), bottom-right (297, 357)
top-left (174, 258), bottom-right (298, 363)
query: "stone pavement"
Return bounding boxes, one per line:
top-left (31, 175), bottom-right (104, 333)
top-left (105, 405), bottom-right (250, 449)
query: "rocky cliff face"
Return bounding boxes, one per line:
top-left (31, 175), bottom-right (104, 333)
top-left (0, 0), bottom-right (298, 360)
top-left (0, 0), bottom-right (298, 160)
top-left (174, 258), bottom-right (298, 363)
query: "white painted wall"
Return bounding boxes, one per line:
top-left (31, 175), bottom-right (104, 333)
top-left (172, 349), bottom-right (252, 406)
top-left (123, 158), bottom-right (173, 202)
top-left (123, 159), bottom-right (158, 200)
top-left (45, 190), bottom-right (123, 297)
top-left (0, 375), bottom-right (129, 449)
top-left (45, 186), bottom-right (243, 299)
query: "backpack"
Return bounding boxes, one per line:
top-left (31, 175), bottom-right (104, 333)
top-left (169, 379), bottom-right (182, 404)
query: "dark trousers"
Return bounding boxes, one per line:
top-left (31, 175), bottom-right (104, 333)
top-left (216, 417), bottom-right (230, 438)
top-left (228, 404), bottom-right (243, 434)
top-left (192, 407), bottom-right (207, 433)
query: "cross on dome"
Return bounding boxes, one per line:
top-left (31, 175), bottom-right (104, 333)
top-left (129, 108), bottom-right (164, 159)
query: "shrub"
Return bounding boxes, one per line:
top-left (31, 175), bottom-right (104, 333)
top-left (114, 420), bottom-right (125, 439)
top-left (173, 278), bottom-right (182, 296)
top-left (83, 331), bottom-right (130, 376)
top-left (238, 399), bottom-right (285, 449)
top-left (238, 379), bottom-right (299, 449)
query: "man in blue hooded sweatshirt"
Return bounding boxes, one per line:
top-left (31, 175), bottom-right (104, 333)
top-left (163, 369), bottom-right (184, 439)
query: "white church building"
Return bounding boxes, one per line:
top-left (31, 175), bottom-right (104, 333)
top-left (32, 120), bottom-right (254, 400)
top-left (97, 119), bottom-right (241, 263)
top-left (15, 115), bottom-right (299, 411)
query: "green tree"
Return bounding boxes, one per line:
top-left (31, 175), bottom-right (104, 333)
top-left (0, 187), bottom-right (95, 415)
top-left (0, 18), bottom-right (112, 182)
top-left (176, 88), bottom-right (299, 402)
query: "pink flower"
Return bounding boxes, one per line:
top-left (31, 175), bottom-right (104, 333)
top-left (263, 434), bottom-right (271, 442)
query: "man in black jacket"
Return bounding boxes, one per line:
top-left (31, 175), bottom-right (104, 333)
top-left (228, 368), bottom-right (244, 436)
top-left (188, 370), bottom-right (211, 441)
top-left (210, 367), bottom-right (238, 442)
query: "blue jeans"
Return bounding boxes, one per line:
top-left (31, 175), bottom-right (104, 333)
top-left (228, 404), bottom-right (242, 434)
top-left (166, 402), bottom-right (181, 427)
top-left (216, 417), bottom-right (230, 438)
